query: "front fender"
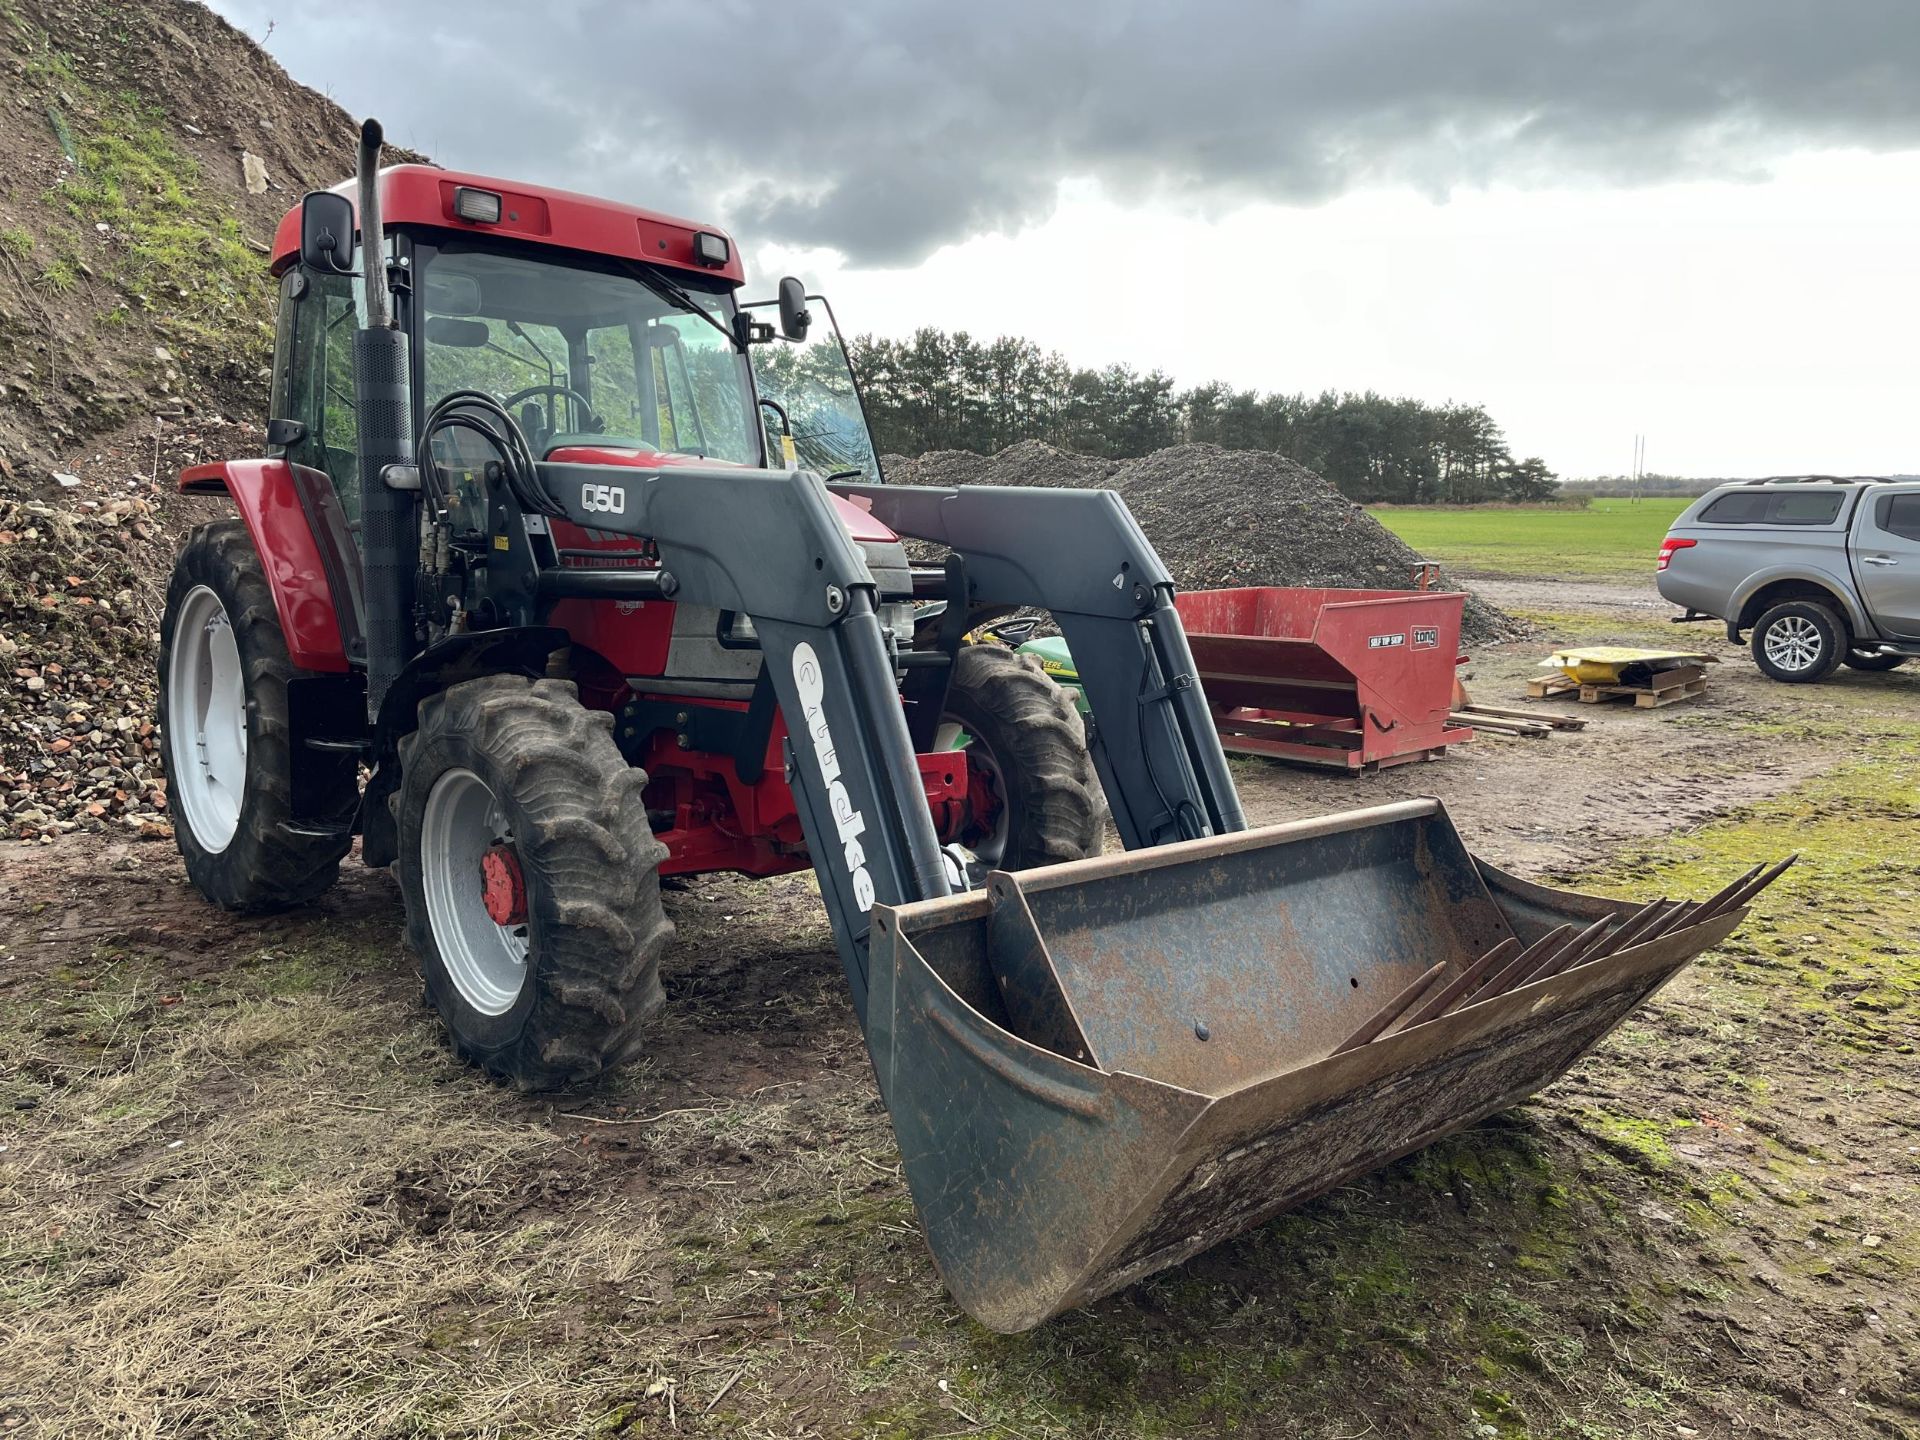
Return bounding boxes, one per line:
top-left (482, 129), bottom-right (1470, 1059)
top-left (180, 459), bottom-right (361, 672)
top-left (359, 627), bottom-right (571, 868)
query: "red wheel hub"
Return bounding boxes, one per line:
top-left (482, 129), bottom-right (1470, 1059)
top-left (965, 752), bottom-right (1004, 837)
top-left (480, 843), bottom-right (528, 927)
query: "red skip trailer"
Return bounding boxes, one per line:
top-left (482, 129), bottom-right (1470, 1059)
top-left (1174, 587), bottom-right (1473, 771)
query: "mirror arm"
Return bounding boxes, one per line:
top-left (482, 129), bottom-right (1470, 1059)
top-left (733, 312), bottom-right (776, 347)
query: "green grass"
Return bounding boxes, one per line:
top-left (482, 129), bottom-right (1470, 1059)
top-left (1373, 498), bottom-right (1691, 579)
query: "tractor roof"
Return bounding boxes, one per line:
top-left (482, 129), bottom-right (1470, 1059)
top-left (269, 163), bottom-right (746, 284)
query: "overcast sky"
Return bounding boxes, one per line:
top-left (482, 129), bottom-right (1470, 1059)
top-left (206, 0), bottom-right (1920, 477)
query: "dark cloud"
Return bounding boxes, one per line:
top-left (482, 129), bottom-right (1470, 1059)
top-left (207, 0), bottom-right (1920, 265)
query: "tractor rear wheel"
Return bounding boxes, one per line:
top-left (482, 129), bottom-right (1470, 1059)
top-left (395, 676), bottom-right (673, 1090)
top-left (158, 520), bottom-right (357, 911)
top-left (937, 645), bottom-right (1102, 872)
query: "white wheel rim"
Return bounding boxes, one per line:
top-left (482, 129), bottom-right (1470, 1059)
top-left (421, 767), bottom-right (529, 1016)
top-left (166, 585), bottom-right (248, 853)
top-left (1764, 616), bottom-right (1824, 673)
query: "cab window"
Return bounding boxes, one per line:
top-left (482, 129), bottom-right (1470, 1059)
top-left (271, 267), bottom-right (366, 531)
top-left (420, 243), bottom-right (760, 466)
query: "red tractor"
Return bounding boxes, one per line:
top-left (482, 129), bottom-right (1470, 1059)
top-left (159, 122), bottom-right (1776, 1331)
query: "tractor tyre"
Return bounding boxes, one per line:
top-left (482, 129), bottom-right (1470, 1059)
top-left (1750, 600), bottom-right (1847, 684)
top-left (939, 645), bottom-right (1102, 871)
top-left (159, 519), bottom-right (357, 912)
top-left (1844, 649), bottom-right (1908, 672)
top-left (395, 675), bottom-right (673, 1090)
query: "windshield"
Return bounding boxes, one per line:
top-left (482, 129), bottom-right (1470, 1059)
top-left (747, 297), bottom-right (882, 482)
top-left (419, 242), bottom-right (761, 467)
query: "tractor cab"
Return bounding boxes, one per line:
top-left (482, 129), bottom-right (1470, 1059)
top-left (262, 164), bottom-right (883, 566)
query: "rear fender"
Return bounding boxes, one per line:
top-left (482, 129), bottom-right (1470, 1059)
top-left (1729, 566), bottom-right (1872, 640)
top-left (179, 459), bottom-right (362, 672)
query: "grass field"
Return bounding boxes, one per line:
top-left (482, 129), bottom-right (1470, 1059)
top-left (1373, 497), bottom-right (1690, 579)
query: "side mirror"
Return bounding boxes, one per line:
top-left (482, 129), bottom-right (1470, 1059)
top-left (777, 277), bottom-right (811, 341)
top-left (299, 191), bottom-right (357, 274)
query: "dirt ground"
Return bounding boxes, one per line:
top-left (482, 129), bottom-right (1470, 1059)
top-left (1, 577), bottom-right (1916, 1439)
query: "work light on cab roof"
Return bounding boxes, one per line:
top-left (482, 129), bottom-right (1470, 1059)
top-left (163, 116), bottom-right (1787, 1332)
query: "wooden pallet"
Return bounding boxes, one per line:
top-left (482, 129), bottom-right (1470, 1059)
top-left (1528, 669), bottom-right (1707, 709)
top-left (1583, 677), bottom-right (1707, 708)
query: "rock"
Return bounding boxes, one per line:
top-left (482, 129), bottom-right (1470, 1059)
top-left (52, 472), bottom-right (81, 488)
top-left (240, 150), bottom-right (268, 195)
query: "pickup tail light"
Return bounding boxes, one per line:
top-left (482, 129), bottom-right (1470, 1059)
top-left (1657, 537), bottom-right (1696, 572)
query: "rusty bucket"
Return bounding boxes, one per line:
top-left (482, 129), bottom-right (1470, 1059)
top-left (866, 798), bottom-right (1770, 1332)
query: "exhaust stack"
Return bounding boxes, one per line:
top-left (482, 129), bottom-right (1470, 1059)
top-left (351, 117), bottom-right (414, 720)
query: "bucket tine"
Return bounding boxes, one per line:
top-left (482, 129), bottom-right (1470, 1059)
top-left (1469, 923), bottom-right (1574, 1004)
top-left (1576, 897), bottom-right (1670, 963)
top-left (1690, 863), bottom-right (1766, 919)
top-left (1521, 915), bottom-right (1616, 985)
top-left (1699, 856), bottom-right (1797, 919)
top-left (1566, 896), bottom-right (1672, 969)
top-left (1332, 960), bottom-right (1449, 1054)
top-left (1403, 937), bottom-right (1523, 1029)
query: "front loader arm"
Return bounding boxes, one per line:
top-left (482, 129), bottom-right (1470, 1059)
top-left (542, 461), bottom-right (950, 1009)
top-left (537, 462), bottom-right (1245, 1008)
top-left (834, 480), bottom-right (1247, 848)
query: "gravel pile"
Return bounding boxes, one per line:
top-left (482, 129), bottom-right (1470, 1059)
top-left (883, 441), bottom-right (1518, 645)
top-left (0, 416), bottom-right (256, 844)
top-left (1, 486), bottom-right (174, 843)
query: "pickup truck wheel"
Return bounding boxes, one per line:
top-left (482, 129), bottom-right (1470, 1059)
top-left (1844, 649), bottom-right (1909, 672)
top-left (1751, 600), bottom-right (1846, 683)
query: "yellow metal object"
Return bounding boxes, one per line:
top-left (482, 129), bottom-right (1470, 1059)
top-left (1542, 646), bottom-right (1714, 684)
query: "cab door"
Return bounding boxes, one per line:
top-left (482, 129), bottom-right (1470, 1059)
top-left (265, 265), bottom-right (368, 659)
top-left (1852, 486), bottom-right (1920, 639)
top-left (741, 294), bottom-right (883, 482)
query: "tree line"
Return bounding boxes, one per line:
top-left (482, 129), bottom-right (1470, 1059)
top-left (844, 328), bottom-right (1558, 504)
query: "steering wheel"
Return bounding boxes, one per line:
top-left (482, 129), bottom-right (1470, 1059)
top-left (501, 383), bottom-right (595, 435)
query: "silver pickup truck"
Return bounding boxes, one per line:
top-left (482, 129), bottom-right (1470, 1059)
top-left (1657, 477), bottom-right (1920, 683)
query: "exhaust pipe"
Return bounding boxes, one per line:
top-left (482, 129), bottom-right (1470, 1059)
top-left (351, 118), bottom-right (414, 720)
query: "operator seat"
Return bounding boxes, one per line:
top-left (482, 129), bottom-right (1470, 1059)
top-left (519, 402), bottom-right (549, 457)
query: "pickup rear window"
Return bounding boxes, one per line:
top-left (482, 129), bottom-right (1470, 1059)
top-left (1877, 493), bottom-right (1920, 542)
top-left (1699, 490), bottom-right (1846, 526)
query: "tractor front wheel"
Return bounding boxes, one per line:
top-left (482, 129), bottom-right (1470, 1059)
top-left (938, 645), bottom-right (1102, 872)
top-left (395, 676), bottom-right (673, 1090)
top-left (158, 520), bottom-right (357, 911)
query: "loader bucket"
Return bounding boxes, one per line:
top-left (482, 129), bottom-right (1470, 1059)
top-left (865, 798), bottom-right (1765, 1332)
